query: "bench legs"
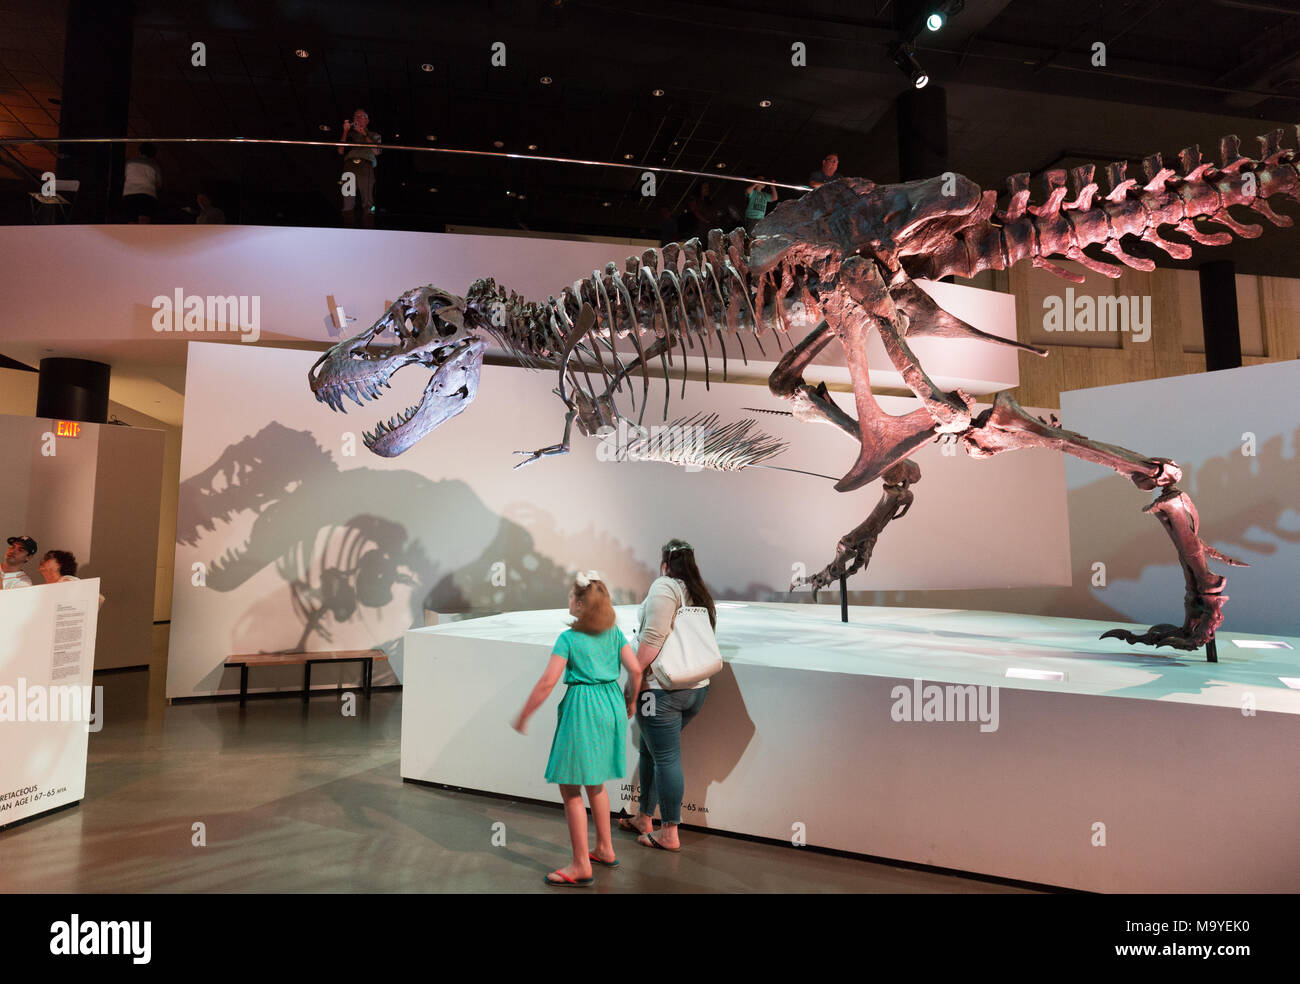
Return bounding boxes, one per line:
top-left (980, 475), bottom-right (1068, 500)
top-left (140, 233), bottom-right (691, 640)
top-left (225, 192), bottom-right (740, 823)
top-left (239, 665), bottom-right (248, 707)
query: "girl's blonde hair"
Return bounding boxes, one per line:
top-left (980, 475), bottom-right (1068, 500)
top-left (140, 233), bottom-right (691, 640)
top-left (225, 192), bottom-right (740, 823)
top-left (570, 577), bottom-right (616, 635)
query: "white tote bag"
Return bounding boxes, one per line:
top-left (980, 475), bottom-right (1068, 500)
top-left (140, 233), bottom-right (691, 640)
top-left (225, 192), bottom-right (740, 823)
top-left (650, 586), bottom-right (723, 689)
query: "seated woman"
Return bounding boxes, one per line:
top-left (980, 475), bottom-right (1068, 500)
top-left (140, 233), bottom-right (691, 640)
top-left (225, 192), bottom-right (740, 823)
top-left (621, 538), bottom-right (717, 852)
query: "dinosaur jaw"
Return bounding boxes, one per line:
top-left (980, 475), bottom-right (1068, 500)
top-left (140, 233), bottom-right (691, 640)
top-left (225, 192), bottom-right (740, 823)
top-left (360, 337), bottom-right (486, 457)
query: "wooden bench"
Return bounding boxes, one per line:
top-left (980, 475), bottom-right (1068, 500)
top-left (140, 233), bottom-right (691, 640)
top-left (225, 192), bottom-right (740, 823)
top-left (223, 650), bottom-right (387, 706)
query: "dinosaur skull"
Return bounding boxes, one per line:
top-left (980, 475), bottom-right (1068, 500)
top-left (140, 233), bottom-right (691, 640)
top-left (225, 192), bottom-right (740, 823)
top-left (309, 286), bottom-right (487, 456)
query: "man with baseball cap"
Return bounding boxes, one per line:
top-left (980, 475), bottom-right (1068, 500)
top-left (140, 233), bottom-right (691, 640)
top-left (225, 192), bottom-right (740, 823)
top-left (3, 535), bottom-right (36, 589)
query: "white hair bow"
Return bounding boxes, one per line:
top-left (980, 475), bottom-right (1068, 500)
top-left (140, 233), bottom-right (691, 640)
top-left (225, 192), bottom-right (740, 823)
top-left (574, 570), bottom-right (601, 587)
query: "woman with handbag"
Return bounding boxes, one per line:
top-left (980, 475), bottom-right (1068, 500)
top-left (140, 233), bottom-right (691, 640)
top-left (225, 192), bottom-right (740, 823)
top-left (620, 538), bottom-right (721, 852)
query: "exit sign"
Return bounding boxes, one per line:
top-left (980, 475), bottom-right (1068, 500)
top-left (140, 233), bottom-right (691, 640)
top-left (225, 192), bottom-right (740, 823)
top-left (55, 420), bottom-right (81, 438)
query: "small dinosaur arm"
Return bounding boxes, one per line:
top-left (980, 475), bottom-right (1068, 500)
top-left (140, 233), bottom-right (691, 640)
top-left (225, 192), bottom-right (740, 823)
top-left (309, 126), bottom-right (1300, 651)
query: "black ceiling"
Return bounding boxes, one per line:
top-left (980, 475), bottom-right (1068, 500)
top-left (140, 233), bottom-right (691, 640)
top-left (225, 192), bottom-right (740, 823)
top-left (4, 0), bottom-right (1300, 273)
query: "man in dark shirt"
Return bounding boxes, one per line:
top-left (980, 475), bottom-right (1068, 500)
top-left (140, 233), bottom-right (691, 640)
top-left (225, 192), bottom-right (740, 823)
top-left (809, 153), bottom-right (839, 188)
top-left (339, 108), bottom-right (381, 228)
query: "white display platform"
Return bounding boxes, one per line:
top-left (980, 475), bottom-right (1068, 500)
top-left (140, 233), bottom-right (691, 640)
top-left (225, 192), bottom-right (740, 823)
top-left (401, 602), bottom-right (1300, 892)
top-left (0, 578), bottom-right (101, 828)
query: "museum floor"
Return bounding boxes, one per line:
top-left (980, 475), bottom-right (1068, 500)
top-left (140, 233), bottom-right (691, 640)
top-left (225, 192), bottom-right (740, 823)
top-left (0, 628), bottom-right (1038, 894)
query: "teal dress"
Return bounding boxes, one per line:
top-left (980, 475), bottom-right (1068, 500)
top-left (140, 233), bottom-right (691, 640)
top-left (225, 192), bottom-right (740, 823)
top-left (544, 626), bottom-right (629, 785)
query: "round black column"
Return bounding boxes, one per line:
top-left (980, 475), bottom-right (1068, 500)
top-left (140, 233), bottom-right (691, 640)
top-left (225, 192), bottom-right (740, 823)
top-left (35, 358), bottom-right (111, 423)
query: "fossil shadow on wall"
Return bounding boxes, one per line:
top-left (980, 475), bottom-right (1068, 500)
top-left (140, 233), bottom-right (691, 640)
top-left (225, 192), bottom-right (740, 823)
top-left (175, 422), bottom-right (573, 691)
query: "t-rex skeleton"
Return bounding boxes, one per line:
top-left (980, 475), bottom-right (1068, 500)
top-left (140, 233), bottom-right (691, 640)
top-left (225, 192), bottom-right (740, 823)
top-left (309, 127), bottom-right (1300, 652)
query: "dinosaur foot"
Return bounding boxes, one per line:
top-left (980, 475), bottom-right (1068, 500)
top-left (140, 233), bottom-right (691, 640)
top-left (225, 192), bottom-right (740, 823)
top-left (791, 566), bottom-right (841, 601)
top-left (1100, 623), bottom-right (1204, 652)
top-left (512, 444), bottom-right (569, 470)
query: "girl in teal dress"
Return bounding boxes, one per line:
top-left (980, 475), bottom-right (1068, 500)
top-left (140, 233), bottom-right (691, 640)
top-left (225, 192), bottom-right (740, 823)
top-left (513, 571), bottom-right (640, 887)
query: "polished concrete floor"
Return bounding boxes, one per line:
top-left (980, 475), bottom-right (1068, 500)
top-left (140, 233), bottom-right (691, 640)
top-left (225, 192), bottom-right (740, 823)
top-left (1, 633), bottom-right (1040, 893)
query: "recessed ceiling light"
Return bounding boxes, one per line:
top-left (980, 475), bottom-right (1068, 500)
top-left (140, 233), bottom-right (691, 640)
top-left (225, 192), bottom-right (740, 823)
top-left (602, 201), bottom-right (612, 207)
top-left (295, 49), bottom-right (309, 58)
top-left (517, 194), bottom-right (526, 200)
top-left (318, 124), bottom-right (330, 131)
top-left (540, 76), bottom-right (553, 85)
top-left (527, 143), bottom-right (538, 150)
top-left (426, 135), bottom-right (437, 141)
top-left (428, 187), bottom-right (438, 193)
top-left (623, 153), bottom-right (633, 160)
top-left (652, 88), bottom-right (664, 97)
top-left (758, 99), bottom-right (772, 108)
top-left (393, 133), bottom-right (399, 138)
top-left (493, 140), bottom-right (504, 149)
top-left (715, 162), bottom-right (727, 169)
top-left (421, 63), bottom-right (434, 72)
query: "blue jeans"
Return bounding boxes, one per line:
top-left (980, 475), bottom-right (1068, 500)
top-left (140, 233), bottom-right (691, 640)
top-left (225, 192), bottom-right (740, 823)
top-left (637, 686), bottom-right (709, 824)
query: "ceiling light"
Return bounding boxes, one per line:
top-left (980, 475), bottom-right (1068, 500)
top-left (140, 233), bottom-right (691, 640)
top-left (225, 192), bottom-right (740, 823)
top-left (715, 162), bottom-right (726, 169)
top-left (318, 124), bottom-right (330, 131)
top-left (426, 135), bottom-right (436, 141)
top-left (926, 12), bottom-right (944, 30)
top-left (527, 143), bottom-right (538, 150)
top-left (294, 49), bottom-right (309, 58)
top-left (540, 76), bottom-right (553, 85)
top-left (493, 140), bottom-right (504, 148)
top-left (652, 88), bottom-right (665, 97)
top-left (602, 201), bottom-right (612, 207)
top-left (758, 99), bottom-right (772, 108)
top-left (421, 63), bottom-right (434, 72)
top-left (428, 187), bottom-right (438, 193)
top-left (889, 41), bottom-right (930, 90)
top-left (623, 153), bottom-right (633, 160)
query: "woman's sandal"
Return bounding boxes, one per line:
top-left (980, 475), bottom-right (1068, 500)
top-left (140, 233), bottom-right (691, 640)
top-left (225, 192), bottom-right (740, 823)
top-left (544, 869), bottom-right (595, 887)
top-left (637, 833), bottom-right (681, 853)
top-left (589, 852), bottom-right (620, 868)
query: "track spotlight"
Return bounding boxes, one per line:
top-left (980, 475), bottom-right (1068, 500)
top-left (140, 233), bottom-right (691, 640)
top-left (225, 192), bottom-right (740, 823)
top-left (926, 12), bottom-right (943, 31)
top-left (889, 41), bottom-right (929, 89)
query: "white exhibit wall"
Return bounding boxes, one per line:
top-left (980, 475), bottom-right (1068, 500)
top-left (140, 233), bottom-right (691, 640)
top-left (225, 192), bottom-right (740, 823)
top-left (402, 606), bottom-right (1300, 893)
top-left (0, 415), bottom-right (163, 670)
top-left (167, 341), bottom-right (1069, 699)
top-left (1059, 360), bottom-right (1300, 638)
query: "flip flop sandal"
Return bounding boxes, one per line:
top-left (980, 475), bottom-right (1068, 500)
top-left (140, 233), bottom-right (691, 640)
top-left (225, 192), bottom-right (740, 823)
top-left (618, 816), bottom-right (659, 833)
top-left (590, 853), bottom-right (620, 868)
top-left (544, 869), bottom-right (594, 887)
top-left (637, 833), bottom-right (681, 853)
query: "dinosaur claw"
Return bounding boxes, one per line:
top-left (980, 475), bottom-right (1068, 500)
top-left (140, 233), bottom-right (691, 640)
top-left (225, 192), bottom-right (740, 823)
top-left (1100, 622), bottom-right (1206, 652)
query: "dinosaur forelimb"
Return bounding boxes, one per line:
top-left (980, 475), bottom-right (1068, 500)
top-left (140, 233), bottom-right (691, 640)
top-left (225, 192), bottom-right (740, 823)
top-left (793, 460), bottom-right (921, 597)
top-left (963, 392), bottom-right (1247, 651)
top-left (514, 408), bottom-right (577, 469)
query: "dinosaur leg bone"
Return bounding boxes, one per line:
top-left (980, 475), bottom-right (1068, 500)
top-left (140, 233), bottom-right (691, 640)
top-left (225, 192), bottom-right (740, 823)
top-left (817, 263), bottom-right (941, 493)
top-left (964, 392), bottom-right (1247, 651)
top-left (792, 460), bottom-right (921, 597)
top-left (835, 256), bottom-right (976, 433)
top-left (768, 320), bottom-right (861, 441)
